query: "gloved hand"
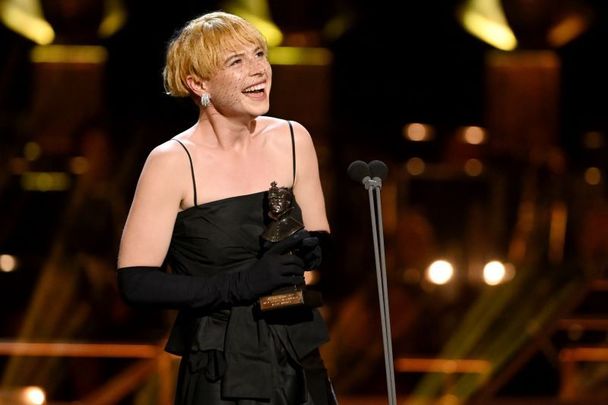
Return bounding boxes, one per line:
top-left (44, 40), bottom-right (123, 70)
top-left (240, 232), bottom-right (307, 300)
top-left (295, 230), bottom-right (330, 270)
top-left (297, 234), bottom-right (322, 270)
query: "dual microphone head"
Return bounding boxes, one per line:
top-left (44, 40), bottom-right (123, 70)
top-left (347, 160), bottom-right (389, 189)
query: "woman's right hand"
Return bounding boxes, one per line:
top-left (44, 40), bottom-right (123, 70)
top-left (241, 234), bottom-right (308, 299)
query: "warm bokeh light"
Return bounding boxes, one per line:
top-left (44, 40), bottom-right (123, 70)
top-left (0, 254), bottom-right (18, 272)
top-left (98, 0), bottom-right (127, 38)
top-left (69, 157), bottom-right (90, 175)
top-left (464, 159), bottom-right (483, 177)
top-left (22, 386), bottom-right (45, 405)
top-left (458, 0), bottom-right (517, 51)
top-left (483, 261), bottom-right (506, 285)
top-left (30, 45), bottom-right (108, 64)
top-left (403, 123), bottom-right (432, 142)
top-left (462, 126), bottom-right (486, 144)
top-left (225, 4), bottom-right (283, 47)
top-left (406, 157), bottom-right (425, 176)
top-left (547, 14), bottom-right (589, 48)
top-left (0, 0), bottom-right (54, 45)
top-left (426, 260), bottom-right (454, 285)
top-left (24, 142), bottom-right (41, 161)
top-left (584, 167), bottom-right (601, 185)
top-left (21, 172), bottom-right (71, 192)
top-left (268, 47), bottom-right (332, 66)
top-left (483, 261), bottom-right (515, 285)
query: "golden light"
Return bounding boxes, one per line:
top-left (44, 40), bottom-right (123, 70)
top-left (404, 123), bottom-right (432, 142)
top-left (0, 254), bottom-right (18, 272)
top-left (464, 158), bottom-right (483, 177)
top-left (246, 17), bottom-right (282, 46)
top-left (426, 260), bottom-right (454, 285)
top-left (483, 261), bottom-right (515, 285)
top-left (98, 0), bottom-right (127, 38)
top-left (21, 172), bottom-right (71, 192)
top-left (459, 0), bottom-right (590, 51)
top-left (405, 157), bottom-right (425, 176)
top-left (547, 14), bottom-right (589, 48)
top-left (458, 0), bottom-right (517, 51)
top-left (462, 126), bottom-right (486, 144)
top-left (30, 45), bottom-right (108, 64)
top-left (0, 0), bottom-right (54, 45)
top-left (1, 0), bottom-right (126, 44)
top-left (483, 260), bottom-right (505, 285)
top-left (69, 157), bottom-right (90, 175)
top-left (268, 47), bottom-right (332, 66)
top-left (225, 2), bottom-right (283, 47)
top-left (22, 386), bottom-right (46, 405)
top-left (23, 142), bottom-right (41, 161)
top-left (584, 167), bottom-right (601, 185)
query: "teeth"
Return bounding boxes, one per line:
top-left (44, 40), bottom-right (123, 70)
top-left (243, 83), bottom-right (265, 93)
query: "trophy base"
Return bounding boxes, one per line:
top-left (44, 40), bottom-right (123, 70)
top-left (259, 288), bottom-right (322, 312)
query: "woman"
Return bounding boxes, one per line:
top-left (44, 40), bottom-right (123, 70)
top-left (116, 11), bottom-right (336, 405)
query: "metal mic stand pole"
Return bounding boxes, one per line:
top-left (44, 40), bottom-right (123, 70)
top-left (366, 178), bottom-right (397, 405)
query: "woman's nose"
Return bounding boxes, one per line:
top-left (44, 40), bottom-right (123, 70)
top-left (248, 58), bottom-right (267, 76)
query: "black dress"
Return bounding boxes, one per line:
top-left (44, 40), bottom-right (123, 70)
top-left (165, 123), bottom-right (336, 404)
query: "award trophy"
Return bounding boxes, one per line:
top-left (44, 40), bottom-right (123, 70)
top-left (258, 182), bottom-right (323, 311)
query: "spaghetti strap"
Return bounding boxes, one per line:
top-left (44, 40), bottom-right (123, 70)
top-left (172, 139), bottom-right (198, 207)
top-left (288, 121), bottom-right (296, 186)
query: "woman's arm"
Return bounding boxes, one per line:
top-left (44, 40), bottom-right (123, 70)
top-left (291, 121), bottom-right (330, 233)
top-left (117, 142), bottom-right (186, 268)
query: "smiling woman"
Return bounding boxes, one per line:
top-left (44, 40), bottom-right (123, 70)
top-left (115, 10), bottom-right (335, 405)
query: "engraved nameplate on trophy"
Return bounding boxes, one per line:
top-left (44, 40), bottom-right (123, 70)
top-left (258, 182), bottom-right (322, 311)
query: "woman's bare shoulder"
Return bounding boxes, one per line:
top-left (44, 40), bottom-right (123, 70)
top-left (143, 133), bottom-right (194, 174)
top-left (257, 116), bottom-right (312, 144)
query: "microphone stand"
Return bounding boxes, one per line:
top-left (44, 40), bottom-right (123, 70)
top-left (364, 176), bottom-right (397, 405)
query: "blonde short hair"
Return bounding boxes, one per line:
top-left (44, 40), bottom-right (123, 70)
top-left (163, 11), bottom-right (268, 97)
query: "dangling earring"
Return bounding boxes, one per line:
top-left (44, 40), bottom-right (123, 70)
top-left (200, 93), bottom-right (211, 108)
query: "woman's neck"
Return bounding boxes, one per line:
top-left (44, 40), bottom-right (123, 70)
top-left (194, 111), bottom-right (259, 151)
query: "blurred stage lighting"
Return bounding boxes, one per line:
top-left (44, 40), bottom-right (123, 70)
top-left (483, 260), bottom-right (515, 285)
top-left (0, 254), bottom-right (18, 272)
top-left (457, 0), bottom-right (516, 50)
top-left (268, 47), bottom-right (332, 66)
top-left (464, 158), bottom-right (483, 176)
top-left (461, 126), bottom-right (486, 145)
top-left (20, 172), bottom-right (71, 192)
top-left (426, 260), bottom-right (454, 285)
top-left (405, 157), bottom-right (425, 176)
top-left (0, 386), bottom-right (46, 404)
top-left (403, 123), bottom-right (433, 142)
top-left (584, 167), bottom-right (601, 186)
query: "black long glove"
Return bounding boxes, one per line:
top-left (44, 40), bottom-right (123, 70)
top-left (295, 230), bottom-right (331, 270)
top-left (117, 233), bottom-right (307, 310)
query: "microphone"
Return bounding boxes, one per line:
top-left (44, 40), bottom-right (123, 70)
top-left (369, 160), bottom-right (388, 181)
top-left (347, 160), bottom-right (371, 185)
top-left (347, 158), bottom-right (397, 404)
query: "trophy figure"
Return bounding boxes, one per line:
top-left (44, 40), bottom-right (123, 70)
top-left (259, 182), bottom-right (323, 311)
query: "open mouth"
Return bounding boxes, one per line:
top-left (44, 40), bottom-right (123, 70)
top-left (242, 82), bottom-right (266, 95)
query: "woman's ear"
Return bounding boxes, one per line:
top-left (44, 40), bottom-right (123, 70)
top-left (186, 75), bottom-right (207, 97)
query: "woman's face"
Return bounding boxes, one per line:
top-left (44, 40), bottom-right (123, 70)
top-left (206, 42), bottom-right (272, 119)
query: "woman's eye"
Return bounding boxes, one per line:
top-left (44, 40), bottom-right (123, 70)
top-left (256, 51), bottom-right (265, 58)
top-left (230, 59), bottom-right (242, 66)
